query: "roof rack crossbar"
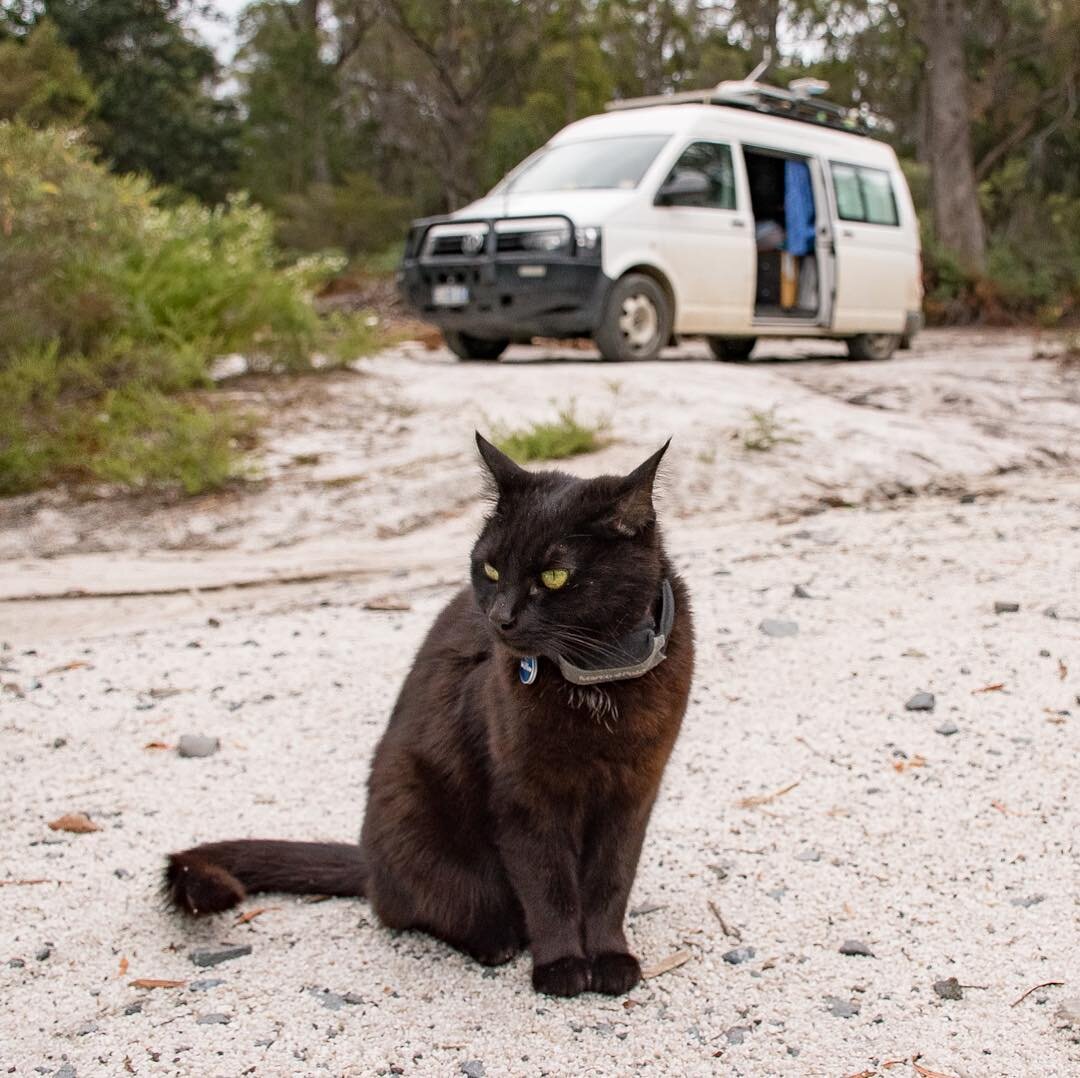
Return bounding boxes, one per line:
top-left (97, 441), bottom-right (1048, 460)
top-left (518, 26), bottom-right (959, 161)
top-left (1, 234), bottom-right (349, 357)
top-left (604, 78), bottom-right (870, 136)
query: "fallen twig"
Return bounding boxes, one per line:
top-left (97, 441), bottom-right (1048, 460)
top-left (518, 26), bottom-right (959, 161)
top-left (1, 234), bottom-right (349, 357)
top-left (641, 950), bottom-right (692, 979)
top-left (708, 900), bottom-right (742, 941)
top-left (972, 682), bottom-right (1006, 694)
top-left (795, 735), bottom-right (837, 763)
top-left (913, 1061), bottom-right (959, 1078)
top-left (736, 780), bottom-right (800, 809)
top-left (0, 878), bottom-right (53, 886)
top-left (129, 978), bottom-right (185, 990)
top-left (235, 906), bottom-right (279, 925)
top-left (1011, 980), bottom-right (1065, 1007)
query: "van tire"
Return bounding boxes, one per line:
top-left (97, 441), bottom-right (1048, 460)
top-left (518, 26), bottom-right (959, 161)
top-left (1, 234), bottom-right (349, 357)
top-left (847, 333), bottom-right (900, 361)
top-left (444, 331), bottom-right (509, 361)
top-left (708, 336), bottom-right (757, 362)
top-left (594, 274), bottom-right (672, 362)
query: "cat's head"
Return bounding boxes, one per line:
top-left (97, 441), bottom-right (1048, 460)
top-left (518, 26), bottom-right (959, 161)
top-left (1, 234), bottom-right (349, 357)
top-left (470, 433), bottom-right (669, 660)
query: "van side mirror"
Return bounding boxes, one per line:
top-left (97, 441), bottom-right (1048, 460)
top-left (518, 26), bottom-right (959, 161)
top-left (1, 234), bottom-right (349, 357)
top-left (656, 169), bottom-right (710, 205)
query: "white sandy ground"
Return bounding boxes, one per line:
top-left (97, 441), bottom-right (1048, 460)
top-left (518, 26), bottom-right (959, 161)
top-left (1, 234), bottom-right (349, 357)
top-left (1, 331), bottom-right (1079, 1076)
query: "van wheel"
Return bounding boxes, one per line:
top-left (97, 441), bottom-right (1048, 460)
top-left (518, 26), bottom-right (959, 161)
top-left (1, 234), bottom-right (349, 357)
top-left (444, 331), bottom-right (509, 361)
top-left (847, 333), bottom-right (900, 361)
top-left (708, 336), bottom-right (757, 362)
top-left (594, 274), bottom-right (672, 362)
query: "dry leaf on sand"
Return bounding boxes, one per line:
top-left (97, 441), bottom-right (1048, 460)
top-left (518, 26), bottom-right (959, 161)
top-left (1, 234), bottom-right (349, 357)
top-left (47, 812), bottom-right (100, 833)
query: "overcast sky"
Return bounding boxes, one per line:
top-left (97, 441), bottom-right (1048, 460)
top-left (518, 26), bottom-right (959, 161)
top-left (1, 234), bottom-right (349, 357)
top-left (189, 0), bottom-right (249, 61)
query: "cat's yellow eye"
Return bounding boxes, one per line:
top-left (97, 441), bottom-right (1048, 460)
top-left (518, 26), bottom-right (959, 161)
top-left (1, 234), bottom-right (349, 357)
top-left (483, 562), bottom-right (499, 582)
top-left (540, 568), bottom-right (570, 590)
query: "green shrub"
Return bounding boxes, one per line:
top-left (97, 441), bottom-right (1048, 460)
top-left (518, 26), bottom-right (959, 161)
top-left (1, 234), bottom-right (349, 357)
top-left (0, 18), bottom-right (96, 128)
top-left (0, 122), bottom-right (374, 496)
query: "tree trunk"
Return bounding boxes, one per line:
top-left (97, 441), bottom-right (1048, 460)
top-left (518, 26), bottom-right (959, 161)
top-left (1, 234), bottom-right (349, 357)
top-left (916, 0), bottom-right (986, 270)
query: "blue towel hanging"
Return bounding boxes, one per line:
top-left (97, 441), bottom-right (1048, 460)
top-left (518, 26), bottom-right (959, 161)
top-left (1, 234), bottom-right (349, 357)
top-left (784, 160), bottom-right (816, 257)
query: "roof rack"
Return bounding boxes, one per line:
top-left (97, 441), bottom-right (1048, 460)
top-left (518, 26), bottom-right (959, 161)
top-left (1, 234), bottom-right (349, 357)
top-left (604, 75), bottom-right (871, 136)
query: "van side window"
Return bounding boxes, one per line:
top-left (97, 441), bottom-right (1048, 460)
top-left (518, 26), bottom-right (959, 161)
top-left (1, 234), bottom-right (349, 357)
top-left (830, 162), bottom-right (899, 226)
top-left (661, 142), bottom-right (737, 209)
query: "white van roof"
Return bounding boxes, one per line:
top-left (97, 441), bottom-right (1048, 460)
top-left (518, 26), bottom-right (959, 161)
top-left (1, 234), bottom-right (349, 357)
top-left (548, 102), bottom-right (898, 170)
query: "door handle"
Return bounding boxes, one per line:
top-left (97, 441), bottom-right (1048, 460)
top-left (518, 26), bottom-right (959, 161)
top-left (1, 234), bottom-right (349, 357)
top-left (841, 229), bottom-right (854, 239)
top-left (731, 218), bottom-right (747, 227)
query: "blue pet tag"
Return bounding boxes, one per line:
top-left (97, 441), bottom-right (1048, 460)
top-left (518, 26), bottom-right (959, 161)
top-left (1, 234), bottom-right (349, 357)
top-left (519, 656), bottom-right (538, 685)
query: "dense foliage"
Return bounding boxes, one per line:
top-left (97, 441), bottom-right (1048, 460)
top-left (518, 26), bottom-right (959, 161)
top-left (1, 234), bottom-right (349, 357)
top-left (0, 124), bottom-right (355, 495)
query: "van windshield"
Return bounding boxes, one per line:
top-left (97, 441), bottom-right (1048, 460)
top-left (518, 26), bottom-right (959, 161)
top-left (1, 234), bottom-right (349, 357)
top-left (501, 135), bottom-right (671, 194)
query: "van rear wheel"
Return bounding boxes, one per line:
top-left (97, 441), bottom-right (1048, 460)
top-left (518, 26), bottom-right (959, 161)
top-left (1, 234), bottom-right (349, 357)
top-left (847, 333), bottom-right (900, 361)
top-left (444, 331), bottom-right (509, 362)
top-left (594, 274), bottom-right (672, 362)
top-left (708, 336), bottom-right (757, 362)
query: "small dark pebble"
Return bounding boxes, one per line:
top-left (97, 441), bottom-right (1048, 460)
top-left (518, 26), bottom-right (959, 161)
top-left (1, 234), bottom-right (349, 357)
top-left (794, 848), bottom-right (821, 862)
top-left (75, 1022), bottom-right (97, 1036)
top-left (177, 734), bottom-right (219, 759)
top-left (53, 1066), bottom-right (76, 1078)
top-left (1040, 649), bottom-right (1051, 658)
top-left (113, 868), bottom-right (131, 880)
top-left (935, 720), bottom-right (959, 736)
top-left (629, 902), bottom-right (665, 918)
top-left (1009, 894), bottom-right (1045, 908)
top-left (189, 945), bottom-right (251, 968)
top-left (994, 601), bottom-right (1020, 614)
top-left (35, 947), bottom-right (51, 961)
top-left (196, 1013), bottom-right (230, 1025)
top-left (905, 691), bottom-right (935, 712)
top-left (722, 946), bottom-right (756, 965)
top-left (934, 977), bottom-right (963, 1000)
top-left (839, 939), bottom-right (874, 957)
top-left (9, 958), bottom-right (25, 968)
top-left (124, 1002), bottom-right (143, 1015)
top-left (461, 1062), bottom-right (486, 1078)
top-left (792, 584), bottom-right (813, 599)
top-left (207, 617), bottom-right (221, 628)
top-left (52, 737), bottom-right (67, 749)
top-left (825, 995), bottom-right (860, 1019)
top-left (189, 979), bottom-right (224, 991)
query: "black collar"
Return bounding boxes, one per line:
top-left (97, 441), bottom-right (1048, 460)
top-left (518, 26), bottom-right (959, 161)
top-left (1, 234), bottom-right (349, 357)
top-left (519, 578), bottom-right (676, 687)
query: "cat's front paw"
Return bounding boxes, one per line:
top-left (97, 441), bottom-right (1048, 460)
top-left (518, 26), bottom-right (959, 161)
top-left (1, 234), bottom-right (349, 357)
top-left (532, 955), bottom-right (591, 997)
top-left (590, 951), bottom-right (641, 995)
top-left (468, 928), bottom-right (524, 967)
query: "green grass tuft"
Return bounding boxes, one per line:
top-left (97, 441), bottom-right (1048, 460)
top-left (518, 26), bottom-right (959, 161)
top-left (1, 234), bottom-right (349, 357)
top-left (737, 407), bottom-right (802, 453)
top-left (494, 406), bottom-right (607, 463)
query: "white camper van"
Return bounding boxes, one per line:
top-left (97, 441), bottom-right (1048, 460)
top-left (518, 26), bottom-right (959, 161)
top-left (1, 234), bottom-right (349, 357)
top-left (398, 78), bottom-right (923, 363)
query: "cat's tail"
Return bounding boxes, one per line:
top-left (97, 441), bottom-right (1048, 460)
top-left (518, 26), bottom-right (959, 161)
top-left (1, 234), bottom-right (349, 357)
top-left (165, 840), bottom-right (366, 916)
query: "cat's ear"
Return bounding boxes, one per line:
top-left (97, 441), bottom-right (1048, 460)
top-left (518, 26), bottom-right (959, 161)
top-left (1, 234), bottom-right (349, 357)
top-left (476, 431), bottom-right (529, 492)
top-left (593, 440), bottom-right (669, 536)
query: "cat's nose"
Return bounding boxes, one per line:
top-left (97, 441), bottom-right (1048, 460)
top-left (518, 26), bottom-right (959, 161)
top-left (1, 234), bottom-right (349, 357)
top-left (488, 595), bottom-right (516, 630)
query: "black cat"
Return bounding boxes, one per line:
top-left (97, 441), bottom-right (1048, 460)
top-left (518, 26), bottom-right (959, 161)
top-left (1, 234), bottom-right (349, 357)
top-left (166, 434), bottom-right (694, 998)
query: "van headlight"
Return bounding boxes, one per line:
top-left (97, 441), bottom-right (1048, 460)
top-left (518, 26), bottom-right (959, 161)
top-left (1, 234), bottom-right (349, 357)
top-left (574, 225), bottom-right (601, 252)
top-left (522, 226), bottom-right (571, 252)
